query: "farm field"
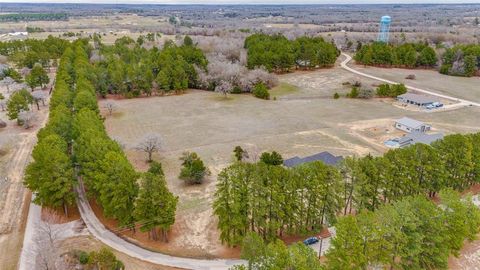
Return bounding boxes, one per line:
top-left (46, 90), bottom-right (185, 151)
top-left (101, 63), bottom-right (480, 258)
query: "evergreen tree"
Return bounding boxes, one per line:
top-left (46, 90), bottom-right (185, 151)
top-left (24, 134), bottom-right (75, 215)
top-left (134, 170), bottom-right (178, 242)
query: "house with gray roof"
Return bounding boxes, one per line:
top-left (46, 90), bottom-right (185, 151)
top-left (284, 151), bottom-right (343, 167)
top-left (386, 131), bottom-right (444, 148)
top-left (394, 117), bottom-right (431, 133)
top-left (397, 93), bottom-right (439, 107)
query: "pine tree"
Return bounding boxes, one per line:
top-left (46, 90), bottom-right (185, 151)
top-left (24, 134), bottom-right (75, 215)
top-left (134, 170), bottom-right (178, 242)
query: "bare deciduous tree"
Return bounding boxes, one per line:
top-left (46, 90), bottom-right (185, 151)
top-left (32, 91), bottom-right (47, 110)
top-left (103, 101), bottom-right (117, 116)
top-left (35, 209), bottom-right (62, 270)
top-left (136, 134), bottom-right (163, 162)
top-left (18, 110), bottom-right (36, 129)
top-left (214, 80), bottom-right (233, 97)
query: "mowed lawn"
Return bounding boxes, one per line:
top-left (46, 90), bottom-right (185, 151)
top-left (100, 66), bottom-right (480, 257)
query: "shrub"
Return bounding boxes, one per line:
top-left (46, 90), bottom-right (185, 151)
top-left (78, 251), bottom-right (89, 265)
top-left (260, 151), bottom-right (283, 166)
top-left (347, 86), bottom-right (359, 98)
top-left (253, 83), bottom-right (270, 100)
top-left (376, 83), bottom-right (407, 97)
top-left (179, 151), bottom-right (210, 184)
top-left (358, 88), bottom-right (375, 99)
top-left (231, 86), bottom-right (242, 94)
top-left (333, 92), bottom-right (340, 99)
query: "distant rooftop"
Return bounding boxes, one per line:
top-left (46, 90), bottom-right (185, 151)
top-left (397, 93), bottom-right (439, 105)
top-left (398, 131), bottom-right (444, 147)
top-left (395, 117), bottom-right (427, 129)
top-left (284, 151), bottom-right (343, 167)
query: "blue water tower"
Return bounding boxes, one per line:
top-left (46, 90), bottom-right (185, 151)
top-left (378, 15), bottom-right (392, 43)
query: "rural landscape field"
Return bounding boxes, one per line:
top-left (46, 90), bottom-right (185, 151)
top-left (0, 2), bottom-right (480, 270)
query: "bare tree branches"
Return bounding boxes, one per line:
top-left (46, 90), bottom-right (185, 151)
top-left (18, 110), bottom-right (36, 129)
top-left (103, 101), bottom-right (117, 116)
top-left (136, 134), bottom-right (162, 162)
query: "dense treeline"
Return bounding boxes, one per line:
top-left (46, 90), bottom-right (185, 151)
top-left (440, 44), bottom-right (480, 77)
top-left (25, 39), bottom-right (177, 239)
top-left (233, 191), bottom-right (480, 270)
top-left (214, 161), bottom-right (344, 246)
top-left (92, 36), bottom-right (207, 97)
top-left (326, 190), bottom-right (480, 270)
top-left (215, 132), bottom-right (480, 246)
top-left (0, 36), bottom-right (69, 68)
top-left (0, 13), bottom-right (68, 22)
top-left (24, 40), bottom-right (84, 215)
top-left (354, 42), bottom-right (437, 68)
top-left (244, 34), bottom-right (339, 72)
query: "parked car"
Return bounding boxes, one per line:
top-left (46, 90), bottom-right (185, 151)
top-left (303, 236), bottom-right (319, 245)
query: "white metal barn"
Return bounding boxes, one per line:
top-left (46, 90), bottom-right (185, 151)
top-left (394, 117), bottom-right (431, 133)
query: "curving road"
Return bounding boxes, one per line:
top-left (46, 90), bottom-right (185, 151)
top-left (75, 179), bottom-right (245, 270)
top-left (340, 53), bottom-right (480, 108)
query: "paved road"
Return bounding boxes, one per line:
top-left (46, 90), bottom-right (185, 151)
top-left (75, 179), bottom-right (245, 270)
top-left (18, 195), bottom-right (41, 270)
top-left (340, 53), bottom-right (480, 108)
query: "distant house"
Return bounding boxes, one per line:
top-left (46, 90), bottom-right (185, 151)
top-left (284, 151), bottom-right (343, 167)
top-left (394, 117), bottom-right (431, 133)
top-left (397, 93), bottom-right (439, 107)
top-left (386, 131), bottom-right (444, 148)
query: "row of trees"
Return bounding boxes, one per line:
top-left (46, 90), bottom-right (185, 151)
top-left (25, 39), bottom-right (178, 241)
top-left (0, 36), bottom-right (69, 68)
top-left (326, 190), bottom-right (480, 270)
top-left (214, 160), bottom-right (343, 246)
top-left (0, 13), bottom-right (68, 22)
top-left (215, 131), bottom-right (480, 246)
top-left (245, 34), bottom-right (339, 72)
top-left (92, 36), bottom-right (207, 97)
top-left (354, 42), bottom-right (437, 68)
top-left (440, 44), bottom-right (480, 77)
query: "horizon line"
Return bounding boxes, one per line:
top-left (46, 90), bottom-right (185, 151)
top-left (1, 2), bottom-right (480, 5)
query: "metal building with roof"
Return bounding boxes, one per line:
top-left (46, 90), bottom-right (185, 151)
top-left (397, 93), bottom-right (439, 107)
top-left (394, 117), bottom-right (431, 133)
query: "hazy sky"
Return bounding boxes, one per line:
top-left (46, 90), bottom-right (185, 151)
top-left (0, 0), bottom-right (479, 4)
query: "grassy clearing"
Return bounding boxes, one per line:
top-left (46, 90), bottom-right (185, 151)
top-left (269, 82), bottom-right (299, 97)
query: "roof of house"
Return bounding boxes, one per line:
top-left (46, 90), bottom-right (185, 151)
top-left (397, 93), bottom-right (439, 104)
top-left (395, 117), bottom-right (428, 129)
top-left (284, 151), bottom-right (343, 167)
top-left (398, 131), bottom-right (444, 146)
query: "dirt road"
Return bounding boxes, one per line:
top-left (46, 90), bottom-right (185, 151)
top-left (0, 122), bottom-right (46, 270)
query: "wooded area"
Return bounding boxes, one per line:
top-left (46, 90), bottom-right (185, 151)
top-left (24, 39), bottom-right (178, 241)
top-left (215, 132), bottom-right (480, 247)
top-left (245, 34), bottom-right (339, 73)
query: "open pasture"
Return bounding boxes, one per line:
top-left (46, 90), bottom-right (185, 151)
top-left (101, 64), bottom-right (480, 258)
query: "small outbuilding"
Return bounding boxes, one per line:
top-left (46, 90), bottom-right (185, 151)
top-left (394, 117), bottom-right (431, 133)
top-left (397, 93), bottom-right (439, 107)
top-left (284, 151), bottom-right (343, 167)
